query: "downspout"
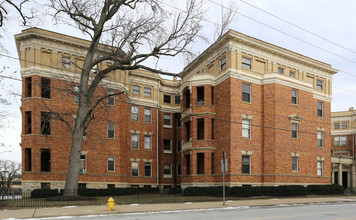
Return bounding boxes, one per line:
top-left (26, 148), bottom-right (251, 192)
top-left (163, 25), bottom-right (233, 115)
top-left (157, 79), bottom-right (160, 188)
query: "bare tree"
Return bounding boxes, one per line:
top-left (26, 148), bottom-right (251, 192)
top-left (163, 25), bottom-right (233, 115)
top-left (45, 0), bottom-right (205, 195)
top-left (213, 0), bottom-right (237, 40)
top-left (0, 159), bottom-right (21, 192)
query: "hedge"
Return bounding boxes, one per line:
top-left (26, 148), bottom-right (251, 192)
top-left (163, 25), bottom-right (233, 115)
top-left (31, 187), bottom-right (160, 198)
top-left (183, 184), bottom-right (344, 197)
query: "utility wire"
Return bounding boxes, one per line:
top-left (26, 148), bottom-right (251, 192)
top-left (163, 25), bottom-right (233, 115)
top-left (239, 0), bottom-right (356, 55)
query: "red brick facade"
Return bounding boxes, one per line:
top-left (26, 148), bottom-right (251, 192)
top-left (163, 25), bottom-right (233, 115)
top-left (17, 28), bottom-right (337, 190)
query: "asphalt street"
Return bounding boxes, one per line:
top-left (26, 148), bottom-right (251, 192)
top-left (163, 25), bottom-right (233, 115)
top-left (33, 202), bottom-right (356, 220)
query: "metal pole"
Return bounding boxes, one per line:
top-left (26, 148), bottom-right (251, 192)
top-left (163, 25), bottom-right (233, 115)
top-left (223, 151), bottom-right (225, 206)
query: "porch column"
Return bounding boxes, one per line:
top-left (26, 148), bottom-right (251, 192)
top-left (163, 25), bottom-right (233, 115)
top-left (338, 163), bottom-right (343, 186)
top-left (352, 164), bottom-right (356, 192)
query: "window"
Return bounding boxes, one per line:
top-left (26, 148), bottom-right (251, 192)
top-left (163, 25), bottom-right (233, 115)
top-left (62, 56), bottom-right (70, 68)
top-left (334, 136), bottom-right (340, 146)
top-left (316, 79), bottom-right (323, 90)
top-left (197, 153), bottom-right (204, 174)
top-left (177, 141), bottom-right (181, 152)
top-left (74, 86), bottom-right (79, 103)
top-left (25, 111), bottom-right (32, 134)
top-left (342, 122), bottom-right (347, 129)
top-left (107, 156), bottom-right (115, 171)
top-left (292, 157), bottom-right (298, 172)
top-left (334, 123), bottom-right (340, 129)
top-left (242, 155), bottom-right (250, 174)
top-left (221, 57), bottom-right (226, 70)
top-left (292, 123), bottom-right (298, 138)
top-left (242, 119), bottom-right (251, 138)
top-left (177, 164), bottom-right (181, 175)
top-left (80, 155), bottom-right (86, 174)
top-left (211, 119), bottom-right (215, 140)
top-left (144, 135), bottom-right (151, 150)
top-left (41, 78), bottom-right (50, 98)
top-left (278, 67), bottom-right (284, 74)
top-left (317, 161), bottom-right (323, 176)
top-left (144, 108), bottom-right (151, 123)
top-left (317, 101), bottom-right (323, 117)
top-left (131, 134), bottom-right (139, 149)
top-left (25, 148), bottom-right (32, 171)
top-left (176, 113), bottom-right (181, 127)
top-left (163, 114), bottom-right (171, 127)
top-left (144, 87), bottom-right (151, 97)
top-left (41, 112), bottom-right (51, 135)
top-left (25, 77), bottom-right (32, 97)
top-left (164, 95), bottom-right (171, 104)
top-left (107, 90), bottom-right (115, 105)
top-left (334, 136), bottom-right (347, 146)
top-left (175, 95), bottom-right (181, 104)
top-left (211, 87), bottom-right (214, 105)
top-left (107, 121), bottom-right (115, 139)
top-left (289, 71), bottom-right (295, 77)
top-left (41, 183), bottom-right (50, 190)
top-left (197, 118), bottom-right (204, 140)
top-left (41, 149), bottom-right (51, 172)
top-left (242, 57), bottom-right (251, 70)
top-left (131, 106), bottom-right (139, 121)
top-left (163, 139), bottom-right (171, 153)
top-left (144, 162), bottom-right (151, 177)
top-left (131, 161), bottom-right (139, 176)
top-left (132, 85), bottom-right (140, 95)
top-left (78, 183), bottom-right (87, 190)
top-left (341, 136), bottom-right (347, 145)
top-left (197, 86), bottom-right (204, 105)
top-left (317, 131), bottom-right (323, 147)
top-left (163, 164), bottom-right (172, 177)
top-left (292, 89), bottom-right (298, 105)
top-left (242, 83), bottom-right (251, 103)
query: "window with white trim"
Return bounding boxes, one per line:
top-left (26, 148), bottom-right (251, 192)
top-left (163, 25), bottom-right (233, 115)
top-left (292, 123), bottom-right (298, 138)
top-left (131, 161), bottom-right (139, 176)
top-left (292, 89), bottom-right (298, 105)
top-left (131, 134), bottom-right (139, 149)
top-left (242, 155), bottom-right (250, 174)
top-left (107, 121), bottom-right (115, 139)
top-left (317, 161), bottom-right (323, 176)
top-left (242, 57), bottom-right (251, 70)
top-left (62, 56), bottom-right (70, 68)
top-left (163, 114), bottom-right (171, 127)
top-left (80, 155), bottom-right (86, 174)
top-left (131, 106), bottom-right (139, 121)
top-left (278, 67), bottom-right (284, 74)
top-left (292, 156), bottom-right (298, 172)
top-left (107, 156), bottom-right (115, 171)
top-left (334, 122), bottom-right (340, 129)
top-left (316, 79), bottom-right (323, 90)
top-left (317, 101), bottom-right (323, 117)
top-left (221, 57), bottom-right (226, 70)
top-left (242, 119), bottom-right (251, 138)
top-left (132, 85), bottom-right (140, 95)
top-left (163, 139), bottom-right (172, 153)
top-left (74, 86), bottom-right (79, 103)
top-left (144, 135), bottom-right (151, 150)
top-left (242, 83), bottom-right (251, 103)
top-left (107, 90), bottom-right (115, 105)
top-left (317, 131), bottom-right (323, 147)
top-left (342, 122), bottom-right (347, 129)
top-left (144, 108), bottom-right (151, 123)
top-left (144, 87), bottom-right (151, 97)
top-left (163, 164), bottom-right (172, 177)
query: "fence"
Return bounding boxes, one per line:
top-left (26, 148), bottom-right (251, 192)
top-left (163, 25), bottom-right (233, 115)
top-left (0, 189), bottom-right (217, 208)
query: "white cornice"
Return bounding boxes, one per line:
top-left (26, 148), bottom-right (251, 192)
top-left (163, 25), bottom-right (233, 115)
top-left (331, 130), bottom-right (356, 135)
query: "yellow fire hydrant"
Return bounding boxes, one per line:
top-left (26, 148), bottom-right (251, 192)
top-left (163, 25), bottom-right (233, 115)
top-left (107, 197), bottom-right (115, 211)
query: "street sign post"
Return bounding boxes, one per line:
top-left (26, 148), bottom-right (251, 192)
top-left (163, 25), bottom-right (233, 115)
top-left (221, 151), bottom-right (227, 206)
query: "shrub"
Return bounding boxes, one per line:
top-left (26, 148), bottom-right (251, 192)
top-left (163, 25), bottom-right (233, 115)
top-left (329, 184), bottom-right (344, 194)
top-left (31, 189), bottom-right (60, 198)
top-left (168, 186), bottom-right (182, 194)
top-left (307, 185), bottom-right (330, 195)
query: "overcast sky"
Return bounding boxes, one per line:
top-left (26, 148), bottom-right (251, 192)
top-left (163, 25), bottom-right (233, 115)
top-left (1, 0), bottom-right (356, 162)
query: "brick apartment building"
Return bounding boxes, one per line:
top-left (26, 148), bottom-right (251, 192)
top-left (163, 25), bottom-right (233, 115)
top-left (331, 107), bottom-right (356, 190)
top-left (16, 28), bottom-right (338, 191)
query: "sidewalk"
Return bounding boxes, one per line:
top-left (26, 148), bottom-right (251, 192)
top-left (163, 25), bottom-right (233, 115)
top-left (2, 196), bottom-right (356, 219)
